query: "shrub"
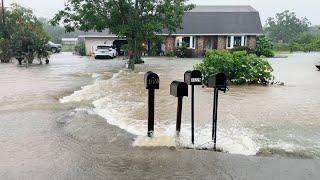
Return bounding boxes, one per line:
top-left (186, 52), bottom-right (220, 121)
top-left (255, 36), bottom-right (275, 57)
top-left (164, 51), bottom-right (175, 57)
top-left (231, 46), bottom-right (255, 54)
top-left (174, 42), bottom-right (195, 58)
top-left (194, 50), bottom-right (273, 85)
top-left (273, 43), bottom-right (291, 52)
top-left (74, 40), bottom-right (86, 56)
top-left (0, 38), bottom-right (12, 63)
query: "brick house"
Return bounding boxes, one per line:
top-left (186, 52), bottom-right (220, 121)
top-left (161, 6), bottom-right (263, 56)
top-left (80, 5), bottom-right (263, 56)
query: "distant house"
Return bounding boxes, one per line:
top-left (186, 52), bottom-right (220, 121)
top-left (80, 5), bottom-right (263, 56)
top-left (61, 38), bottom-right (78, 46)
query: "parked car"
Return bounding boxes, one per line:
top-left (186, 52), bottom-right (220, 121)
top-left (93, 44), bottom-right (117, 59)
top-left (46, 41), bottom-right (62, 53)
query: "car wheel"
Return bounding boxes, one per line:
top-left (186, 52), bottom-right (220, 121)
top-left (51, 48), bottom-right (57, 53)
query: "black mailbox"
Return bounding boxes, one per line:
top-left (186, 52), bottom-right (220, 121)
top-left (170, 81), bottom-right (188, 97)
top-left (144, 71), bottom-right (160, 90)
top-left (207, 73), bottom-right (227, 90)
top-left (184, 70), bottom-right (203, 85)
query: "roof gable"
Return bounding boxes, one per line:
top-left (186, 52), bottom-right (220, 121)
top-left (164, 5), bottom-right (263, 35)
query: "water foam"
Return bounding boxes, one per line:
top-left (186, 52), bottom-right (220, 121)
top-left (60, 70), bottom-right (260, 155)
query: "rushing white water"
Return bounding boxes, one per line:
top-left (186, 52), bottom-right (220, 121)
top-left (61, 69), bottom-right (259, 155)
top-left (60, 54), bottom-right (320, 157)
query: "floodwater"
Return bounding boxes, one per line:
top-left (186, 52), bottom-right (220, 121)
top-left (59, 52), bottom-right (320, 157)
top-left (1, 52), bottom-right (320, 179)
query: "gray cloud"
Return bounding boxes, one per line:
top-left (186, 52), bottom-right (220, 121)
top-left (4, 0), bottom-right (320, 25)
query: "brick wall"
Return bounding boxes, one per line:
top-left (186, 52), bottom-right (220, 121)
top-left (247, 36), bottom-right (257, 49)
top-left (164, 36), bottom-right (175, 53)
top-left (217, 36), bottom-right (226, 50)
top-left (196, 36), bottom-right (205, 56)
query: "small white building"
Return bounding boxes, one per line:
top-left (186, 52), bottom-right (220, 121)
top-left (61, 38), bottom-right (78, 46)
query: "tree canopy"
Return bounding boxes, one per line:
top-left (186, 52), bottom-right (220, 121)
top-left (265, 10), bottom-right (311, 43)
top-left (52, 0), bottom-right (194, 69)
top-left (40, 18), bottom-right (82, 44)
top-left (0, 4), bottom-right (49, 63)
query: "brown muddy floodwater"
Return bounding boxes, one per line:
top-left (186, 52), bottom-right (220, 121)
top-left (1, 52), bottom-right (320, 179)
top-left (60, 52), bottom-right (320, 157)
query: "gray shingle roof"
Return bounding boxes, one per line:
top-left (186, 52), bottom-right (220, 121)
top-left (80, 5), bottom-right (263, 37)
top-left (189, 5), bottom-right (258, 13)
top-left (164, 5), bottom-right (263, 35)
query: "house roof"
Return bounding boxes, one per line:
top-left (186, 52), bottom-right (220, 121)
top-left (189, 5), bottom-right (258, 13)
top-left (79, 5), bottom-right (263, 38)
top-left (162, 5), bottom-right (263, 35)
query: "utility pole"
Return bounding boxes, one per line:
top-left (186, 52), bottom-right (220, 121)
top-left (1, 0), bottom-right (5, 26)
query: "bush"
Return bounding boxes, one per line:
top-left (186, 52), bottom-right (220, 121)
top-left (1, 4), bottom-right (50, 64)
top-left (164, 51), bottom-right (175, 57)
top-left (74, 40), bottom-right (86, 56)
top-left (195, 50), bottom-right (273, 85)
top-left (231, 46), bottom-right (255, 54)
top-left (0, 38), bottom-right (12, 63)
top-left (174, 42), bottom-right (195, 58)
top-left (273, 43), bottom-right (291, 52)
top-left (255, 36), bottom-right (274, 57)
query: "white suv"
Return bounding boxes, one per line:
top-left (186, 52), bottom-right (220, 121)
top-left (93, 45), bottom-right (117, 59)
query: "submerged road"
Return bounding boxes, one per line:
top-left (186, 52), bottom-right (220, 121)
top-left (0, 53), bottom-right (319, 179)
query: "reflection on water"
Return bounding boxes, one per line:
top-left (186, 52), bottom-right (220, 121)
top-left (61, 53), bottom-right (320, 157)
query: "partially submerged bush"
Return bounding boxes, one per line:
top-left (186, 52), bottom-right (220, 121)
top-left (195, 50), bottom-right (273, 84)
top-left (231, 36), bottom-right (274, 57)
top-left (255, 36), bottom-right (275, 57)
top-left (175, 42), bottom-right (195, 58)
top-left (74, 40), bottom-right (86, 56)
top-left (0, 38), bottom-right (12, 63)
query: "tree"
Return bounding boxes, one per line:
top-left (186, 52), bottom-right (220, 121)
top-left (51, 0), bottom-right (194, 70)
top-left (265, 10), bottom-right (311, 43)
top-left (39, 18), bottom-right (82, 44)
top-left (0, 4), bottom-right (50, 64)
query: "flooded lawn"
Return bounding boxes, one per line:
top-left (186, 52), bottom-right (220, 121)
top-left (1, 52), bottom-right (320, 179)
top-left (61, 52), bottom-right (320, 157)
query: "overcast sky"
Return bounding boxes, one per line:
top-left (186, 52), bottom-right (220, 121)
top-left (4, 0), bottom-right (320, 25)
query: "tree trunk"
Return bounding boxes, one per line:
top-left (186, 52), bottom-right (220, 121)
top-left (127, 38), bottom-right (143, 70)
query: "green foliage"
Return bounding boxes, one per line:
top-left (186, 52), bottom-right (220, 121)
top-left (231, 36), bottom-right (274, 57)
top-left (273, 32), bottom-right (320, 52)
top-left (164, 51), bottom-right (175, 57)
top-left (174, 42), bottom-right (195, 58)
top-left (74, 40), bottom-right (86, 56)
top-left (63, 45), bottom-right (75, 52)
top-left (51, 0), bottom-right (194, 69)
top-left (255, 36), bottom-right (275, 57)
top-left (231, 46), bottom-right (255, 54)
top-left (265, 10), bottom-right (311, 43)
top-left (195, 50), bottom-right (273, 85)
top-left (0, 38), bottom-right (11, 62)
top-left (273, 43), bottom-right (291, 52)
top-left (0, 4), bottom-right (49, 64)
top-left (39, 18), bottom-right (81, 44)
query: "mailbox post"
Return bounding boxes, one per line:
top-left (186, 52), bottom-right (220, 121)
top-left (207, 73), bottom-right (228, 151)
top-left (170, 81), bottom-right (188, 135)
top-left (144, 71), bottom-right (160, 137)
top-left (184, 70), bottom-right (202, 144)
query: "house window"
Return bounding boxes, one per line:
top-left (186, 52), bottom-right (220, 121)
top-left (182, 37), bottom-right (191, 47)
top-left (226, 36), bottom-right (247, 49)
top-left (233, 36), bottom-right (242, 47)
top-left (178, 36), bottom-right (196, 49)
